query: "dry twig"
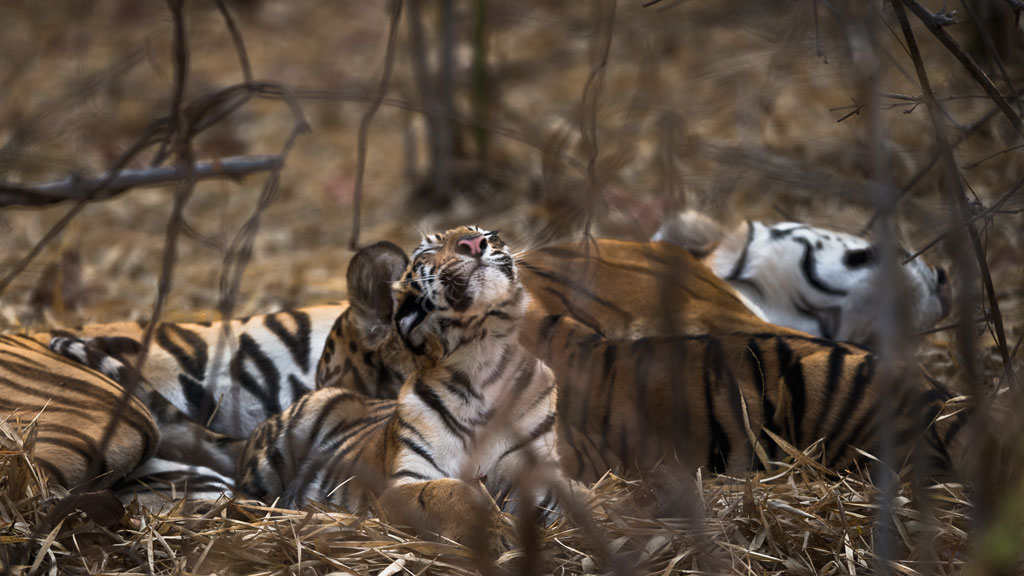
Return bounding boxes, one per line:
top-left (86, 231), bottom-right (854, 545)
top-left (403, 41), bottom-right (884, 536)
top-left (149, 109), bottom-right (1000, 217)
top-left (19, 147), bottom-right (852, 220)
top-left (349, 0), bottom-right (403, 251)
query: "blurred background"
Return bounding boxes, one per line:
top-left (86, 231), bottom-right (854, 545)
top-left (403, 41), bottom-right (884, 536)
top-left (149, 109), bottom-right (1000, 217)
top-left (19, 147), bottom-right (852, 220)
top-left (0, 0), bottom-right (1016, 324)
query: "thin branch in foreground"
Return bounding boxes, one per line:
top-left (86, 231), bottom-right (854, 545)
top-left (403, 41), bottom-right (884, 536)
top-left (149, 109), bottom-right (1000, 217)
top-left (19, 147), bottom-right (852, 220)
top-left (349, 0), bottom-right (403, 251)
top-left (213, 0), bottom-right (253, 84)
top-left (579, 0), bottom-right (616, 242)
top-left (861, 102), bottom-right (1007, 233)
top-left (0, 155), bottom-right (283, 207)
top-left (84, 0), bottom-right (197, 494)
top-left (900, 0), bottom-right (1024, 137)
top-left (891, 0), bottom-right (1017, 391)
top-left (902, 174), bottom-right (1024, 264)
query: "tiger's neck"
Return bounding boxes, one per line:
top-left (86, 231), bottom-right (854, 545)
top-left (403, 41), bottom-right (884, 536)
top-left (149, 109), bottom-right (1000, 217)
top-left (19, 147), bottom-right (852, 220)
top-left (432, 286), bottom-right (529, 378)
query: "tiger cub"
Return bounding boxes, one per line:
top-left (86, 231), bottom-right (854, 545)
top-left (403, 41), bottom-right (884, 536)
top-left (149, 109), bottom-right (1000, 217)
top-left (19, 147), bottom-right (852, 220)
top-left (653, 210), bottom-right (951, 345)
top-left (238, 227), bottom-right (565, 543)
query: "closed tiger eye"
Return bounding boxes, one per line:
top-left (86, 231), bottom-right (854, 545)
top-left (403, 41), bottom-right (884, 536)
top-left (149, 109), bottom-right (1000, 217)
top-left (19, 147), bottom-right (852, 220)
top-left (843, 248), bottom-right (876, 268)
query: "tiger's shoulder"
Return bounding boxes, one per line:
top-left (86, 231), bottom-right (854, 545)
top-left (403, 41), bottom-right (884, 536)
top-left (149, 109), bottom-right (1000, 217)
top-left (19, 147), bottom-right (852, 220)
top-left (518, 236), bottom-right (774, 341)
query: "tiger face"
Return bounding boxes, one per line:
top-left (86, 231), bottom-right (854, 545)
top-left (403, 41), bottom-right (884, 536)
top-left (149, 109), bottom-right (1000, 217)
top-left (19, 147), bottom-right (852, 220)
top-left (393, 226), bottom-right (525, 359)
top-left (708, 221), bottom-right (951, 345)
top-left (654, 211), bottom-right (952, 346)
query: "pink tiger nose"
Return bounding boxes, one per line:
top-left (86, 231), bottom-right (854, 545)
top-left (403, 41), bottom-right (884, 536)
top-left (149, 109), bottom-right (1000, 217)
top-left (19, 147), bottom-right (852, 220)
top-left (456, 234), bottom-right (487, 257)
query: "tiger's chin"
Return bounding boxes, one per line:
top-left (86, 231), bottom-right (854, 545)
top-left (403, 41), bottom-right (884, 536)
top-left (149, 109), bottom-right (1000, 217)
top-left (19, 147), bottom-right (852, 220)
top-left (462, 266), bottom-right (516, 312)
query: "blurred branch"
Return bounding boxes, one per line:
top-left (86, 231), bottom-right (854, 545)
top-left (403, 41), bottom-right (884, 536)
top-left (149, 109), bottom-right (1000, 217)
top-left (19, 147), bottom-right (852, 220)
top-left (349, 0), bottom-right (403, 251)
top-left (891, 1), bottom-right (1017, 393)
top-left (899, 0), bottom-right (1024, 137)
top-left (579, 0), bottom-right (617, 240)
top-left (963, 142), bottom-right (1024, 170)
top-left (86, 0), bottom-right (197, 495)
top-left (213, 0), bottom-right (253, 84)
top-left (0, 155), bottom-right (283, 207)
top-left (960, 0), bottom-right (1021, 117)
top-left (471, 0), bottom-right (490, 164)
top-left (862, 103), bottom-right (1006, 232)
top-left (0, 120), bottom-right (166, 297)
top-left (295, 88), bottom-right (588, 175)
top-left (0, 50), bottom-right (146, 168)
top-left (915, 315), bottom-right (990, 336)
top-left (903, 174), bottom-right (1024, 264)
top-left (218, 113), bottom-right (308, 324)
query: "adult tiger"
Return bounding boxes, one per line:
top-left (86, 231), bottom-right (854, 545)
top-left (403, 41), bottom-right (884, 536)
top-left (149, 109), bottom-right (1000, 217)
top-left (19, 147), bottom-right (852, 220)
top-left (238, 226), bottom-right (565, 546)
top-left (653, 210), bottom-right (952, 346)
top-left (0, 335), bottom-right (158, 492)
top-left (509, 238), bottom-right (966, 482)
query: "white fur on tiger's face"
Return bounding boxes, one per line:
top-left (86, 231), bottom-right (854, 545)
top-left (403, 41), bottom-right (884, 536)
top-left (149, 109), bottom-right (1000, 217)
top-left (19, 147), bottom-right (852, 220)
top-left (654, 213), bottom-right (952, 346)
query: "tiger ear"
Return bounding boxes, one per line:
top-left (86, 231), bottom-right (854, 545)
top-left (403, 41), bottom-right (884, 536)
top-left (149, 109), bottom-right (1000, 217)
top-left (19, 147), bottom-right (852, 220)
top-left (346, 241), bottom-right (409, 346)
top-left (651, 209), bottom-right (725, 259)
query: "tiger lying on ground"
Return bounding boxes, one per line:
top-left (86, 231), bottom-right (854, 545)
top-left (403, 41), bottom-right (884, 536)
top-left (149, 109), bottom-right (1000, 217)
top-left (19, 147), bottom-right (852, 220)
top-left (517, 239), bottom-right (967, 482)
top-left (0, 335), bottom-right (158, 492)
top-left (36, 222), bottom-right (969, 506)
top-left (653, 210), bottom-right (952, 346)
top-left (38, 248), bottom-right (412, 502)
top-left (237, 227), bottom-right (566, 545)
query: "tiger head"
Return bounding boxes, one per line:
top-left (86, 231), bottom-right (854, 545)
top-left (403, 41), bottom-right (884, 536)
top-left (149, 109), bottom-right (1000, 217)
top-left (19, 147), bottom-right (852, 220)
top-left (392, 226), bottom-right (525, 360)
top-left (654, 211), bottom-right (953, 346)
top-left (710, 221), bottom-right (953, 345)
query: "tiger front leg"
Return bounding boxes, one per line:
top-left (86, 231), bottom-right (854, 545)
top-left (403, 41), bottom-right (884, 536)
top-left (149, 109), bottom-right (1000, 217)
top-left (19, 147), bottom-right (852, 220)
top-left (378, 478), bottom-right (511, 552)
top-left (486, 424), bottom-right (568, 527)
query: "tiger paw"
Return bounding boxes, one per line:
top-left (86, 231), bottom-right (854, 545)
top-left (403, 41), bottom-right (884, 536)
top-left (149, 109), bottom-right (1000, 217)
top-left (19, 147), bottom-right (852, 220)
top-left (379, 478), bottom-right (509, 555)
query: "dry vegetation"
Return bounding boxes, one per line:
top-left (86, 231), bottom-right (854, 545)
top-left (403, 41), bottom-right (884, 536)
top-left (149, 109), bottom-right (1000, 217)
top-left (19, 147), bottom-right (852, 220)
top-left (1, 0), bottom-right (1022, 574)
top-left (0, 419), bottom-right (977, 574)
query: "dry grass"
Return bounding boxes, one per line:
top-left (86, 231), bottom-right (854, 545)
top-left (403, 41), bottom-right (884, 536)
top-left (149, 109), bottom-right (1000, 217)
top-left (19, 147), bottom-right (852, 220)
top-left (2, 421), bottom-right (976, 575)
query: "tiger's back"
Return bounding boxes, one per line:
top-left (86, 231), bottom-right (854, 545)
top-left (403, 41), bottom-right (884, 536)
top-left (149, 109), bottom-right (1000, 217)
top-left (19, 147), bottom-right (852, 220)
top-left (519, 240), bottom-right (967, 482)
top-left (0, 334), bottom-right (158, 490)
top-left (518, 239), bottom-right (774, 339)
top-left (538, 314), bottom-right (964, 483)
top-left (35, 304), bottom-right (347, 438)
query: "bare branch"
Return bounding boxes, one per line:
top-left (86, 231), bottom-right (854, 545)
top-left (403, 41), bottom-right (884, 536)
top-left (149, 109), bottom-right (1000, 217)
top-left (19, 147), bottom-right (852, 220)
top-left (0, 155), bottom-right (283, 207)
top-left (86, 0), bottom-right (197, 492)
top-left (862, 102), bottom-right (1005, 232)
top-left (903, 174), bottom-right (1024, 264)
top-left (349, 0), bottom-right (403, 251)
top-left (579, 0), bottom-right (617, 241)
top-left (213, 0), bottom-right (254, 84)
top-left (294, 88), bottom-right (589, 175)
top-left (900, 0), bottom-right (1024, 137)
top-left (0, 119), bottom-right (167, 297)
top-left (891, 0), bottom-right (1017, 393)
